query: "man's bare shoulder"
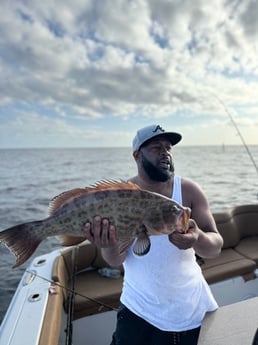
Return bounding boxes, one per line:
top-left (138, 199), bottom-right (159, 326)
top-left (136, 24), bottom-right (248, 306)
top-left (181, 177), bottom-right (203, 192)
top-left (181, 177), bottom-right (208, 207)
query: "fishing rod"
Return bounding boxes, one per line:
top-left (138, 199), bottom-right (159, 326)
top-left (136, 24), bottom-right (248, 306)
top-left (25, 269), bottom-right (118, 312)
top-left (215, 96), bottom-right (258, 175)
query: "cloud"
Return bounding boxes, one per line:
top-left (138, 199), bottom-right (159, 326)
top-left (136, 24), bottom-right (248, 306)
top-left (0, 0), bottom-right (257, 147)
top-left (0, 109), bottom-right (136, 148)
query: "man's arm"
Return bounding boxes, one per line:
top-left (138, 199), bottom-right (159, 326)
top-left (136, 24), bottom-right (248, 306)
top-left (169, 179), bottom-right (223, 258)
top-left (84, 216), bottom-right (127, 267)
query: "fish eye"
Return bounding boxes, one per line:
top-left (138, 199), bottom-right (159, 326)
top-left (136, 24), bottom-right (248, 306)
top-left (171, 205), bottom-right (179, 212)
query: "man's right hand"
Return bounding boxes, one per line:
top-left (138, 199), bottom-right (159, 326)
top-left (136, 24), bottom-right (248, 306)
top-left (84, 215), bottom-right (118, 249)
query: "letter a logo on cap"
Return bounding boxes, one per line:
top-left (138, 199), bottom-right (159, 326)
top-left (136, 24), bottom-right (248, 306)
top-left (153, 125), bottom-right (165, 133)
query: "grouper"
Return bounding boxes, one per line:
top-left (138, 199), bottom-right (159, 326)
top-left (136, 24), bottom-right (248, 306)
top-left (0, 180), bottom-right (190, 268)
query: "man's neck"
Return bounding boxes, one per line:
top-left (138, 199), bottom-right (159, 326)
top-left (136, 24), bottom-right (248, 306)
top-left (130, 175), bottom-right (174, 198)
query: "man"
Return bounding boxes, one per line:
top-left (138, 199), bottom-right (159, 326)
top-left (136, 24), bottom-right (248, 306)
top-left (85, 124), bottom-right (223, 345)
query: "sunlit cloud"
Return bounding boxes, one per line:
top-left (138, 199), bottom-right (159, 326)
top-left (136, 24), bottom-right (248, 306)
top-left (0, 0), bottom-right (257, 147)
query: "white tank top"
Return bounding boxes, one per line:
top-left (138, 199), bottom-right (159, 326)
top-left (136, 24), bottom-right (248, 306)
top-left (120, 175), bottom-right (218, 331)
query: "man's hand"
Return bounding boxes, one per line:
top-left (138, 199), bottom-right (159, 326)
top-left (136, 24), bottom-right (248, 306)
top-left (84, 215), bottom-right (128, 267)
top-left (169, 219), bottom-right (199, 250)
top-left (84, 216), bottom-right (118, 249)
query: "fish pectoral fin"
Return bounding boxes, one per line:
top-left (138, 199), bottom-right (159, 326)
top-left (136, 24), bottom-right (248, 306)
top-left (133, 230), bottom-right (151, 256)
top-left (57, 235), bottom-right (85, 246)
top-left (118, 239), bottom-right (134, 254)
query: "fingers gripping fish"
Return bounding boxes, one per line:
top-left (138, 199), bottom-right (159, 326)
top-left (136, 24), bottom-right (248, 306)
top-left (0, 181), bottom-right (190, 268)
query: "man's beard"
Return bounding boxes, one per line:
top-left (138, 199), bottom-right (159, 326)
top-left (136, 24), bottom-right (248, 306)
top-left (141, 153), bottom-right (175, 182)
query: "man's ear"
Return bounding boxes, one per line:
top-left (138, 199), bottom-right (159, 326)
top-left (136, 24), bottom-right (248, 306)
top-left (133, 150), bottom-right (140, 161)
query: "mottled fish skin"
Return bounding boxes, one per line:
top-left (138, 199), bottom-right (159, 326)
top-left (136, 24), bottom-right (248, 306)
top-left (0, 180), bottom-right (190, 268)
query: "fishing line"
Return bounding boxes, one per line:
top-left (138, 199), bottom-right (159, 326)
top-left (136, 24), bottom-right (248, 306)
top-left (25, 269), bottom-right (118, 312)
top-left (214, 95), bottom-right (258, 176)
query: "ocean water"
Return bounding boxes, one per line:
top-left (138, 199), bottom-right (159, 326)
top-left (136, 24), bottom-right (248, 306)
top-left (0, 146), bottom-right (258, 324)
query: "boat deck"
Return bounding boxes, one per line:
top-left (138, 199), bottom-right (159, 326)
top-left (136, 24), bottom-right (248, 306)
top-left (198, 297), bottom-right (258, 345)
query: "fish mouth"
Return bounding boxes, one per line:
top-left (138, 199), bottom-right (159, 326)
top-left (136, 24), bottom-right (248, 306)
top-left (161, 207), bottom-right (190, 235)
top-left (177, 208), bottom-right (190, 233)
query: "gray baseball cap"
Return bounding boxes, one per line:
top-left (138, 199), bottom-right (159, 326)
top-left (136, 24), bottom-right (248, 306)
top-left (132, 124), bottom-right (182, 152)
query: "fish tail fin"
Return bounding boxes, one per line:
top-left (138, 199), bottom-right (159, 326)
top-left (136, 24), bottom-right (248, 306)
top-left (0, 221), bottom-right (44, 268)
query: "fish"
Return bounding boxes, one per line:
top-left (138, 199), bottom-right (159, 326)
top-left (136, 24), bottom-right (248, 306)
top-left (0, 180), bottom-right (190, 268)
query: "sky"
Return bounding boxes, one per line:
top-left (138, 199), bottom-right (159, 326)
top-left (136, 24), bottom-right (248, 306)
top-left (0, 0), bottom-right (257, 148)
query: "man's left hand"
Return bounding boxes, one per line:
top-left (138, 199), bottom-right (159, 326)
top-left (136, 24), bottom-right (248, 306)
top-left (169, 219), bottom-right (199, 250)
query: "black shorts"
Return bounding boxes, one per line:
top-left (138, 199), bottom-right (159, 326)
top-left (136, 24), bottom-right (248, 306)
top-left (110, 304), bottom-right (201, 345)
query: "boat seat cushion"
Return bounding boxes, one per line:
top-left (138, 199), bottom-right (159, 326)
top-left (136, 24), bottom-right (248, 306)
top-left (57, 243), bottom-right (124, 319)
top-left (234, 236), bottom-right (258, 265)
top-left (71, 269), bottom-right (123, 319)
top-left (61, 241), bottom-right (124, 272)
top-left (61, 241), bottom-right (98, 275)
top-left (213, 213), bottom-right (240, 249)
top-left (201, 248), bottom-right (256, 284)
top-left (53, 250), bottom-right (123, 319)
top-left (232, 205), bottom-right (258, 239)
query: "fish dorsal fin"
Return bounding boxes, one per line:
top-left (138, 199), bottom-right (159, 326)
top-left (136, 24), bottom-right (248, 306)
top-left (90, 180), bottom-right (141, 192)
top-left (49, 188), bottom-right (90, 215)
top-left (49, 180), bottom-right (140, 215)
